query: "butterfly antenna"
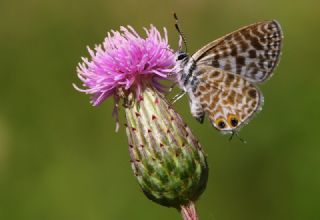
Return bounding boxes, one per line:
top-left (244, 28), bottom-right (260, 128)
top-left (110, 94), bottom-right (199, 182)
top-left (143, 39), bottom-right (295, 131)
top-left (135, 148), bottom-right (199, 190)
top-left (173, 12), bottom-right (188, 53)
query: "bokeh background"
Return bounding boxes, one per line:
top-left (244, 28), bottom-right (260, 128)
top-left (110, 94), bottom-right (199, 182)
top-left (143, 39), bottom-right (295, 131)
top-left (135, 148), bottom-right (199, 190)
top-left (1, 0), bottom-right (319, 219)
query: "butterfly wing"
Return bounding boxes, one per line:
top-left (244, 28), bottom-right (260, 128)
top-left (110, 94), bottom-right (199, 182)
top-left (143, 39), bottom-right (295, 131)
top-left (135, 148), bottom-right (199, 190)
top-left (193, 66), bottom-right (263, 133)
top-left (192, 20), bottom-right (283, 83)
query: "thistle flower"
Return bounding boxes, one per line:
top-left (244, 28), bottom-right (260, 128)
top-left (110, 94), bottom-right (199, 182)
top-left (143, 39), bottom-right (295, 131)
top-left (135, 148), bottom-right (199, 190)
top-left (74, 25), bottom-right (173, 106)
top-left (75, 25), bottom-right (208, 220)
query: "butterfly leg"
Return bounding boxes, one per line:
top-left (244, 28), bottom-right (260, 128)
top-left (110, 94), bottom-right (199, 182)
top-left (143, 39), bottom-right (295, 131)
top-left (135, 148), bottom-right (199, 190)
top-left (171, 90), bottom-right (186, 104)
top-left (168, 82), bottom-right (178, 93)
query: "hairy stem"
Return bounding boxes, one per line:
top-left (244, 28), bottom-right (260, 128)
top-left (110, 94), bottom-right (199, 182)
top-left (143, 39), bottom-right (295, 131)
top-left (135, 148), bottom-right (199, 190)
top-left (180, 202), bottom-right (199, 220)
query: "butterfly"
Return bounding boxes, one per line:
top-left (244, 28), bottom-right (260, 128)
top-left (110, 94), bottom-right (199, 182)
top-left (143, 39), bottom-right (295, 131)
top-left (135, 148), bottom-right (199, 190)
top-left (173, 14), bottom-right (283, 134)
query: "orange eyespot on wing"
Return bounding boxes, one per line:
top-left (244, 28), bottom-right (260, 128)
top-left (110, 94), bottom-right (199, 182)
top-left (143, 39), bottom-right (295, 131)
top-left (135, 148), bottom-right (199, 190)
top-left (227, 114), bottom-right (240, 128)
top-left (215, 118), bottom-right (228, 130)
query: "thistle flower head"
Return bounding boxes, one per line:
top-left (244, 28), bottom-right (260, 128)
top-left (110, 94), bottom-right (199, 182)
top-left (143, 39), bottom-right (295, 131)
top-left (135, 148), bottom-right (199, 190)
top-left (74, 25), bottom-right (174, 106)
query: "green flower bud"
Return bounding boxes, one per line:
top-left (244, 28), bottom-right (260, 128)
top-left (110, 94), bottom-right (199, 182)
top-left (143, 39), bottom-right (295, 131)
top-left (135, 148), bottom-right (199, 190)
top-left (125, 86), bottom-right (208, 209)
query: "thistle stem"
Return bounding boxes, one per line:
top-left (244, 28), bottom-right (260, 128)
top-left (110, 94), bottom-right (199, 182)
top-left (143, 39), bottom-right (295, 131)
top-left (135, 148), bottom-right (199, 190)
top-left (180, 202), bottom-right (199, 220)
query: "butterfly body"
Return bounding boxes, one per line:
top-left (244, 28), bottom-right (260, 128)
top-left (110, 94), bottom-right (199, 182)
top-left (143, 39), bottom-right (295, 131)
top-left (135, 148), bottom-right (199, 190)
top-left (174, 53), bottom-right (205, 123)
top-left (174, 20), bottom-right (283, 134)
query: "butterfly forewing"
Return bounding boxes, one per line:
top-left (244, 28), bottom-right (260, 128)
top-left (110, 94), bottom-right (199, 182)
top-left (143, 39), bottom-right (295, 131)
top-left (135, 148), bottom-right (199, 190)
top-left (192, 20), bottom-right (283, 83)
top-left (194, 66), bottom-right (263, 132)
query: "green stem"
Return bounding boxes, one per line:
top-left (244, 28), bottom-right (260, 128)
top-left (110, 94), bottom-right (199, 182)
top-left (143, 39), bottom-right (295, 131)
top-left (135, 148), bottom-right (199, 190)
top-left (180, 202), bottom-right (199, 220)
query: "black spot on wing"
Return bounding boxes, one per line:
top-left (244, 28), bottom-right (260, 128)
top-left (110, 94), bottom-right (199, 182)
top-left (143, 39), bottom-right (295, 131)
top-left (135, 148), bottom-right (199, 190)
top-left (212, 60), bottom-right (220, 68)
top-left (250, 37), bottom-right (263, 50)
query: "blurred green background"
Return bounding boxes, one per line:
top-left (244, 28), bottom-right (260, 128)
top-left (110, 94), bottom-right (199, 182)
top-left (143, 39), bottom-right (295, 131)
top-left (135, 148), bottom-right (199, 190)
top-left (1, 0), bottom-right (319, 219)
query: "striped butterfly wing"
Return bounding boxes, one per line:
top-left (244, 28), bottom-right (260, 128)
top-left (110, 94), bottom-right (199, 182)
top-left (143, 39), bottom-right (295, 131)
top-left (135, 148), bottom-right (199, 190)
top-left (194, 66), bottom-right (263, 133)
top-left (192, 20), bottom-right (283, 83)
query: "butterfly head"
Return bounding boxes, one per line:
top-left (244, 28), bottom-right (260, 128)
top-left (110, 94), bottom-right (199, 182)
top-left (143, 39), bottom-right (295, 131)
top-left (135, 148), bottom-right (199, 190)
top-left (173, 51), bottom-right (190, 79)
top-left (175, 51), bottom-right (189, 62)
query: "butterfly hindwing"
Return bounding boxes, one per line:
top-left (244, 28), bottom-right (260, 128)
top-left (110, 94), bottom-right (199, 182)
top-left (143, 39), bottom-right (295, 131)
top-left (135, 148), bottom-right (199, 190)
top-left (193, 66), bottom-right (263, 133)
top-left (192, 20), bottom-right (283, 83)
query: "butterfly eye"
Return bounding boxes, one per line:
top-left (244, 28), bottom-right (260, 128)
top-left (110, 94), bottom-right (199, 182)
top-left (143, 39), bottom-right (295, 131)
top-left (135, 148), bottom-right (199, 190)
top-left (228, 115), bottom-right (240, 128)
top-left (215, 118), bottom-right (227, 129)
top-left (177, 53), bottom-right (187, 61)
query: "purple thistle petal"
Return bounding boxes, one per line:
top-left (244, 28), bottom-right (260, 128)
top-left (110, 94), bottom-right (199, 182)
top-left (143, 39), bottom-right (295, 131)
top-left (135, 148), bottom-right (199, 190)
top-left (75, 25), bottom-right (175, 105)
